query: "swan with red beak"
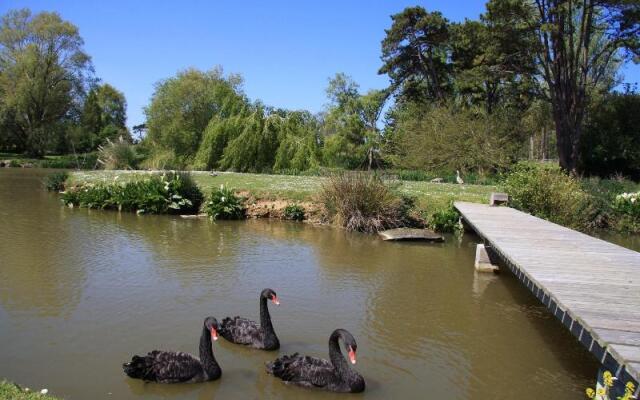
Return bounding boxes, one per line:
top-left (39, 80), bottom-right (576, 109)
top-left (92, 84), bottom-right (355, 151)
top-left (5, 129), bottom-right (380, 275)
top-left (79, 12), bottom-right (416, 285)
top-left (266, 329), bottom-right (365, 393)
top-left (219, 288), bottom-right (281, 350)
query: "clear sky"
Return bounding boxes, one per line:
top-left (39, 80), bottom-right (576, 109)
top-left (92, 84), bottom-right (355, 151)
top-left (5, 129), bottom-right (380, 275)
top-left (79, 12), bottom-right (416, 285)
top-left (2, 0), bottom-right (639, 128)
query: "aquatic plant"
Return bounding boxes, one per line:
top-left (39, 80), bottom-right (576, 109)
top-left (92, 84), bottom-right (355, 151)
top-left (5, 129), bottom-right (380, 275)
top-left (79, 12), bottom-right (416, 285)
top-left (204, 184), bottom-right (245, 220)
top-left (283, 204), bottom-right (305, 221)
top-left (428, 203), bottom-right (461, 233)
top-left (61, 172), bottom-right (203, 214)
top-left (0, 380), bottom-right (60, 399)
top-left (43, 171), bottom-right (69, 192)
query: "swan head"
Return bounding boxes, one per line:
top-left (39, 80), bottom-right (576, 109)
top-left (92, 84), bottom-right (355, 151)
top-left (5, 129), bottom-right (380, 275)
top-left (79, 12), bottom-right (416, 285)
top-left (261, 288), bottom-right (280, 305)
top-left (333, 329), bottom-right (358, 364)
top-left (204, 316), bottom-right (221, 341)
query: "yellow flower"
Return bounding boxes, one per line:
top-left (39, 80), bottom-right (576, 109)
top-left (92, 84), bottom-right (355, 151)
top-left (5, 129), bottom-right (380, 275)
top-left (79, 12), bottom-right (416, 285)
top-left (585, 387), bottom-right (595, 399)
top-left (625, 380), bottom-right (636, 396)
top-left (597, 387), bottom-right (606, 396)
top-left (603, 371), bottom-right (616, 387)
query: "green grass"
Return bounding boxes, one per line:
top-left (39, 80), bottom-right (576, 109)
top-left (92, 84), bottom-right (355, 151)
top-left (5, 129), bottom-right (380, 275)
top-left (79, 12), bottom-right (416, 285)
top-left (0, 381), bottom-right (61, 400)
top-left (0, 153), bottom-right (98, 169)
top-left (67, 170), bottom-right (496, 213)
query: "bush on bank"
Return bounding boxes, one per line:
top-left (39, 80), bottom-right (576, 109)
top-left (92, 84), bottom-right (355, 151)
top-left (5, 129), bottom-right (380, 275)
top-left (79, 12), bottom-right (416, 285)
top-left (62, 172), bottom-right (203, 214)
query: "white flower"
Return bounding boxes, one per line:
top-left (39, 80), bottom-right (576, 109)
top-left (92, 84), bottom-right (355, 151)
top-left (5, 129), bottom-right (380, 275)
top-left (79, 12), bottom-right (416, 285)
top-left (632, 198), bottom-right (636, 204)
top-left (221, 196), bottom-right (226, 202)
top-left (40, 389), bottom-right (48, 394)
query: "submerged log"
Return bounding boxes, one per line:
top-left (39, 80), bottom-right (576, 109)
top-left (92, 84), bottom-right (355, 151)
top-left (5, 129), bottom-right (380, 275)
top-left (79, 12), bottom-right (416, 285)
top-left (378, 228), bottom-right (444, 242)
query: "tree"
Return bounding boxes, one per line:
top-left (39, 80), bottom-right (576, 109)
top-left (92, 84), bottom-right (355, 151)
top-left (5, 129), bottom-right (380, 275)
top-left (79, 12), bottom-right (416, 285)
top-left (144, 67), bottom-right (247, 161)
top-left (379, 7), bottom-right (451, 103)
top-left (321, 74), bottom-right (388, 169)
top-left (0, 9), bottom-right (93, 156)
top-left (79, 83), bottom-right (128, 149)
top-left (579, 90), bottom-right (640, 179)
top-left (529, 0), bottom-right (640, 172)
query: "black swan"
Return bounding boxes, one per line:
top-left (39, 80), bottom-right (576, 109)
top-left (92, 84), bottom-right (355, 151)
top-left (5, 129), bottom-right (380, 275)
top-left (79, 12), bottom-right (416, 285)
top-left (266, 329), bottom-right (365, 393)
top-left (122, 317), bottom-right (222, 383)
top-left (219, 288), bottom-right (280, 350)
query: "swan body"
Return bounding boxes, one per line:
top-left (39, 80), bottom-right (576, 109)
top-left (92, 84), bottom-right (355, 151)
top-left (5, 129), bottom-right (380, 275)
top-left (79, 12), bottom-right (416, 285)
top-left (266, 329), bottom-right (365, 393)
top-left (123, 317), bottom-right (222, 383)
top-left (219, 288), bottom-right (280, 350)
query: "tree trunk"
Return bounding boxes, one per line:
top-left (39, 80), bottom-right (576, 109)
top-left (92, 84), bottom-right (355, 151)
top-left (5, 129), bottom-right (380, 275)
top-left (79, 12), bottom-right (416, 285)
top-left (552, 107), bottom-right (581, 173)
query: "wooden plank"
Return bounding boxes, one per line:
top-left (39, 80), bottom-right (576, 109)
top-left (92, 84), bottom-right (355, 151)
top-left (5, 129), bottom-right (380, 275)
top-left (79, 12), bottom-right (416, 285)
top-left (455, 201), bottom-right (640, 383)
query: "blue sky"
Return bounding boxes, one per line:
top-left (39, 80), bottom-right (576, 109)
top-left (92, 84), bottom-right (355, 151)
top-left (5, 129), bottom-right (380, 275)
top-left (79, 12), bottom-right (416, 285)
top-left (2, 0), bottom-right (639, 127)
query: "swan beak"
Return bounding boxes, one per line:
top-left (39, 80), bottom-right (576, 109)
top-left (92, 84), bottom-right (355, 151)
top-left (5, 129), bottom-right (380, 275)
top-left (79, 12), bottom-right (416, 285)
top-left (348, 348), bottom-right (356, 365)
top-left (211, 327), bottom-right (218, 341)
top-left (272, 295), bottom-right (280, 305)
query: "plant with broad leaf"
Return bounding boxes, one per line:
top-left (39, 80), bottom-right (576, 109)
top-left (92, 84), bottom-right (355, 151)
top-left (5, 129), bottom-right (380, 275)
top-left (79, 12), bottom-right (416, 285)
top-left (204, 184), bottom-right (245, 220)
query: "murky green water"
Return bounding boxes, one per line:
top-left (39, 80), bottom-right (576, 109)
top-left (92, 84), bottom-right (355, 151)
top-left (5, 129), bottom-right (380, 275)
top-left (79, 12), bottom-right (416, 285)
top-left (0, 169), bottom-right (604, 399)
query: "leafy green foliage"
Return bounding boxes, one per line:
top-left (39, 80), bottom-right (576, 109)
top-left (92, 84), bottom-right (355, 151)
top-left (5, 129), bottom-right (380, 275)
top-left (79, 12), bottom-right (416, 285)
top-left (503, 162), bottom-right (600, 231)
top-left (580, 92), bottom-right (640, 179)
top-left (319, 172), bottom-right (408, 233)
top-left (428, 204), bottom-right (460, 233)
top-left (283, 204), bottom-right (305, 221)
top-left (387, 104), bottom-right (520, 173)
top-left (0, 9), bottom-right (93, 156)
top-left (204, 185), bottom-right (245, 219)
top-left (0, 380), bottom-right (61, 399)
top-left (379, 7), bottom-right (451, 102)
top-left (97, 136), bottom-right (139, 170)
top-left (78, 84), bottom-right (129, 151)
top-left (144, 67), bottom-right (248, 160)
top-left (62, 172), bottom-right (203, 214)
top-left (43, 172), bottom-right (68, 192)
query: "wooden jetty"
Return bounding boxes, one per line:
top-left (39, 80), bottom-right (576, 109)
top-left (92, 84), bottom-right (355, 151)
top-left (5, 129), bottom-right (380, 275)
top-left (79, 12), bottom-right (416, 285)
top-left (455, 201), bottom-right (640, 391)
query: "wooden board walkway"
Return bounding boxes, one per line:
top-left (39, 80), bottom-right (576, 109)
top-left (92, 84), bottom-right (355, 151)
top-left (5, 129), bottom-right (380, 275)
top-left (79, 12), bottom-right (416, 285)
top-left (455, 201), bottom-right (640, 390)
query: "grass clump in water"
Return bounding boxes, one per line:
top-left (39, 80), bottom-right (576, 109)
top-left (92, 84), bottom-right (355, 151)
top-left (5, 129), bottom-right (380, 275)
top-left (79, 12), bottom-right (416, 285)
top-left (319, 172), bottom-right (410, 233)
top-left (204, 185), bottom-right (245, 220)
top-left (62, 172), bottom-right (203, 214)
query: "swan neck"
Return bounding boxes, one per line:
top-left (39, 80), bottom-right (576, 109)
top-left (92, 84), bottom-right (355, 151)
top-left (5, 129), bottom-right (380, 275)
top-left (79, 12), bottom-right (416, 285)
top-left (260, 295), bottom-right (275, 335)
top-left (199, 325), bottom-right (220, 379)
top-left (328, 332), bottom-right (350, 376)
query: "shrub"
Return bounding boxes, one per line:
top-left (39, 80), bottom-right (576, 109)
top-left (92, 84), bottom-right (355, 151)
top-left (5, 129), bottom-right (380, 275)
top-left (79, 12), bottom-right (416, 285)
top-left (428, 204), bottom-right (461, 233)
top-left (97, 136), bottom-right (138, 170)
top-left (503, 162), bottom-right (599, 231)
top-left (612, 192), bottom-right (640, 232)
top-left (61, 172), bottom-right (203, 214)
top-left (318, 172), bottom-right (408, 233)
top-left (204, 184), bottom-right (245, 219)
top-left (43, 171), bottom-right (68, 192)
top-left (283, 204), bottom-right (305, 221)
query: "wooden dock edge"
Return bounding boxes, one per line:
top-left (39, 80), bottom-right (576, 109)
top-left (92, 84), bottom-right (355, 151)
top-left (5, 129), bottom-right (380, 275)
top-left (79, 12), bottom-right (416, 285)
top-left (454, 201), bottom-right (640, 394)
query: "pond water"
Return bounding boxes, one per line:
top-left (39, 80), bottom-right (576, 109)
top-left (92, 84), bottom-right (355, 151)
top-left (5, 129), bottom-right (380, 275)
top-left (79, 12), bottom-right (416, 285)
top-left (0, 169), bottom-right (606, 399)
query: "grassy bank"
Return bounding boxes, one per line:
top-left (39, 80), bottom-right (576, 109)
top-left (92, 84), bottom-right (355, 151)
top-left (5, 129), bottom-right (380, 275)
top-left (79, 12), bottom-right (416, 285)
top-left (67, 170), bottom-right (495, 214)
top-left (0, 152), bottom-right (97, 169)
top-left (0, 381), bottom-right (61, 400)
